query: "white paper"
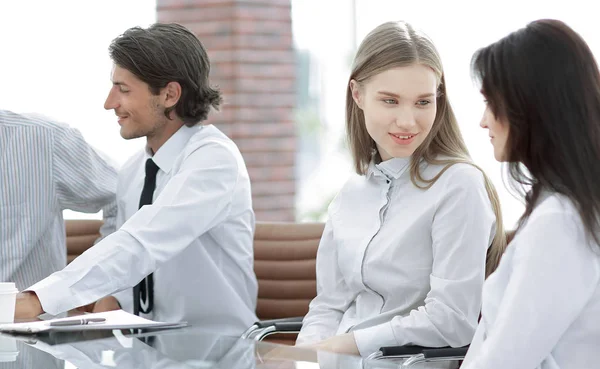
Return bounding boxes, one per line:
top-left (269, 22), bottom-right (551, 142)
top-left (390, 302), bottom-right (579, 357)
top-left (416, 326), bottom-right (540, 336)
top-left (0, 310), bottom-right (186, 334)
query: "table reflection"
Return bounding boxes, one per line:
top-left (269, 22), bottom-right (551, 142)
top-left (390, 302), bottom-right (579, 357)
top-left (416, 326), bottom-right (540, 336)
top-left (0, 326), bottom-right (400, 369)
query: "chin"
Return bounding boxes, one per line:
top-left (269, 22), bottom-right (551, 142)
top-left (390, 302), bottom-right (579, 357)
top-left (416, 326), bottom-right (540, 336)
top-left (120, 128), bottom-right (139, 140)
top-left (119, 129), bottom-right (131, 140)
top-left (493, 152), bottom-right (508, 162)
top-left (392, 149), bottom-right (416, 158)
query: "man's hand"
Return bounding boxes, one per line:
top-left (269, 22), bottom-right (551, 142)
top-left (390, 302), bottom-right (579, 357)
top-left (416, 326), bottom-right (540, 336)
top-left (14, 291), bottom-right (44, 319)
top-left (70, 301), bottom-right (96, 315)
top-left (72, 296), bottom-right (121, 315)
top-left (91, 296), bottom-right (121, 313)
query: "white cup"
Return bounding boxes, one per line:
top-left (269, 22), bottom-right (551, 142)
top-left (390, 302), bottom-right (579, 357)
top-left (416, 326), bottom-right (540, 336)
top-left (0, 283), bottom-right (18, 324)
top-left (0, 334), bottom-right (18, 362)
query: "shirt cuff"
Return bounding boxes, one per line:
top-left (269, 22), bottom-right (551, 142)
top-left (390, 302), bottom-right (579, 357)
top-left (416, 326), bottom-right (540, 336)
top-left (353, 322), bottom-right (397, 357)
top-left (26, 275), bottom-right (77, 315)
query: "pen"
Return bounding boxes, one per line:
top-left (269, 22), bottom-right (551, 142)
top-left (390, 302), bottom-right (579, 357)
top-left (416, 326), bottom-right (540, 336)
top-left (48, 318), bottom-right (106, 327)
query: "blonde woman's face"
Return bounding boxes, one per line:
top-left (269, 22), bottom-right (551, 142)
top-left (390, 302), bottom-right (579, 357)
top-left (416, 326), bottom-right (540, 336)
top-left (350, 64), bottom-right (437, 160)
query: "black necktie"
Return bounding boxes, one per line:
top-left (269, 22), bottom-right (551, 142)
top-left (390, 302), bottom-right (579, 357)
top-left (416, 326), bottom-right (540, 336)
top-left (133, 158), bottom-right (160, 316)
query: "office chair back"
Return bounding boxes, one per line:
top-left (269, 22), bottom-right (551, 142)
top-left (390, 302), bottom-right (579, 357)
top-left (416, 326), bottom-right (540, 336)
top-left (65, 219), bottom-right (103, 263)
top-left (253, 221), bottom-right (324, 344)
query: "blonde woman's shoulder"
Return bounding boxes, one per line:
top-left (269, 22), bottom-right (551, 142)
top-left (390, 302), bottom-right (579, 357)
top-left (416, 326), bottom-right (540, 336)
top-left (426, 160), bottom-right (486, 188)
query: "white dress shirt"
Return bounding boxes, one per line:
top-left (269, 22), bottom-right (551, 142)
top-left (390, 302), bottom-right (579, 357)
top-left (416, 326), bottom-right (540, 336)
top-left (461, 192), bottom-right (600, 369)
top-left (29, 124), bottom-right (258, 335)
top-left (0, 109), bottom-right (117, 291)
top-left (296, 157), bottom-right (496, 356)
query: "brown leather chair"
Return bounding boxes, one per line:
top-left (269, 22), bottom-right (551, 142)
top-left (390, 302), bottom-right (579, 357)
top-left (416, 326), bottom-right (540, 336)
top-left (251, 221), bottom-right (324, 344)
top-left (65, 219), bottom-right (104, 263)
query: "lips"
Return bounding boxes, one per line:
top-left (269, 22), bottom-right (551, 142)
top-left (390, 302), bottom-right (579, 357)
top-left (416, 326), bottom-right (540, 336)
top-left (117, 116), bottom-right (129, 125)
top-left (389, 132), bottom-right (418, 145)
top-left (390, 133), bottom-right (416, 140)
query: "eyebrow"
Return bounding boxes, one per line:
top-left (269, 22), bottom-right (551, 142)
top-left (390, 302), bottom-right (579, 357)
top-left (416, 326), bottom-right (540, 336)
top-left (112, 81), bottom-right (129, 87)
top-left (377, 91), bottom-right (435, 99)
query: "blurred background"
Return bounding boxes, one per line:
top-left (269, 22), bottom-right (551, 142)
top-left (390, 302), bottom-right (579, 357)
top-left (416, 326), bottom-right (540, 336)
top-left (2, 0), bottom-right (599, 229)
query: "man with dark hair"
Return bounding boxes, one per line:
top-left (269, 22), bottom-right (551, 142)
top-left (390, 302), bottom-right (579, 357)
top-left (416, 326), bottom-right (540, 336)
top-left (15, 23), bottom-right (258, 334)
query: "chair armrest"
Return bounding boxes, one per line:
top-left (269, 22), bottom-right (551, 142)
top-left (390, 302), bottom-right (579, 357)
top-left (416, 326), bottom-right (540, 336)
top-left (369, 344), bottom-right (469, 365)
top-left (400, 346), bottom-right (469, 367)
top-left (379, 345), bottom-right (433, 357)
top-left (272, 321), bottom-right (303, 332)
top-left (242, 317), bottom-right (304, 340)
top-left (422, 346), bottom-right (469, 359)
top-left (255, 317), bottom-right (303, 329)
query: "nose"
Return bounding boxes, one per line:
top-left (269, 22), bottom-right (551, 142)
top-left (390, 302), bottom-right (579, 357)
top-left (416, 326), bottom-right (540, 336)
top-left (394, 106), bottom-right (417, 131)
top-left (104, 88), bottom-right (118, 111)
top-left (479, 117), bottom-right (487, 129)
top-left (480, 106), bottom-right (490, 129)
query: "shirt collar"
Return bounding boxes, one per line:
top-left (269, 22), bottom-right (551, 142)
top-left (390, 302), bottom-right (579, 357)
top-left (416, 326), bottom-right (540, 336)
top-left (145, 125), bottom-right (201, 174)
top-left (367, 156), bottom-right (411, 181)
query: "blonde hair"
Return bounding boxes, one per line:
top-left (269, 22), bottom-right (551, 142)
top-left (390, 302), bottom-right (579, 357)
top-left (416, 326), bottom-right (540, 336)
top-left (346, 21), bottom-right (506, 277)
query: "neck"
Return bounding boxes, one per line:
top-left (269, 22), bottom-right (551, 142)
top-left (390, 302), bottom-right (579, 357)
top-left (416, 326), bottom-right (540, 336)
top-left (147, 120), bottom-right (185, 154)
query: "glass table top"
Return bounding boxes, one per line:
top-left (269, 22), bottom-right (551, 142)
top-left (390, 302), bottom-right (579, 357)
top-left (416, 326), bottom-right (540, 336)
top-left (0, 324), bottom-right (401, 369)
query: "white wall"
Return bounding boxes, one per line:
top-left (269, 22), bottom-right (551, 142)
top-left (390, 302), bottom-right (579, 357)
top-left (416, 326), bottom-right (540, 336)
top-left (0, 0), bottom-right (156, 219)
top-left (292, 0), bottom-right (600, 228)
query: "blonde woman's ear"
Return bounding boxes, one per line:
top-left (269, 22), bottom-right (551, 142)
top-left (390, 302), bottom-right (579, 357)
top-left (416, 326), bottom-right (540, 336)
top-left (349, 79), bottom-right (364, 109)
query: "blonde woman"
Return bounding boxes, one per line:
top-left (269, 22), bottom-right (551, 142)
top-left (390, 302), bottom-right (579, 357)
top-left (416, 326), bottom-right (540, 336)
top-left (296, 21), bottom-right (506, 357)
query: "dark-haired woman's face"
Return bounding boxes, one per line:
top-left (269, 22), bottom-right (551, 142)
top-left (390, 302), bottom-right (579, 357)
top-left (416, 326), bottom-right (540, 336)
top-left (480, 105), bottom-right (510, 161)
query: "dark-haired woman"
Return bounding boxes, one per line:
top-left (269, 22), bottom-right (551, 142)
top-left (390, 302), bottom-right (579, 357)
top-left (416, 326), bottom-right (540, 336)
top-left (462, 19), bottom-right (600, 369)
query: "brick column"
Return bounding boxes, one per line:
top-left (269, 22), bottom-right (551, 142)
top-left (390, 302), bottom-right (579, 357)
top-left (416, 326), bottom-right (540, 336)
top-left (157, 0), bottom-right (296, 221)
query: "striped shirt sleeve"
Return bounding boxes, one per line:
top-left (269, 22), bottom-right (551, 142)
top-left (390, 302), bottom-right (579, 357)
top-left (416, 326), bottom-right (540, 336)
top-left (52, 125), bottom-right (118, 216)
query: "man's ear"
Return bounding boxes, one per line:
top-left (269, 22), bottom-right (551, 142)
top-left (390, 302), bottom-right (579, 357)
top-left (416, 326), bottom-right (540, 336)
top-left (163, 81), bottom-right (182, 109)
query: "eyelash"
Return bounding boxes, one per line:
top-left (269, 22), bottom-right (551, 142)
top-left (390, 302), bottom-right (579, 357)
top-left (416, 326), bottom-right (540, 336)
top-left (382, 99), bottom-right (432, 106)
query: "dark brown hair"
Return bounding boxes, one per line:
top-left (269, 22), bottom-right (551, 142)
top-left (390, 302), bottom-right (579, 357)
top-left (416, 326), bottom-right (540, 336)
top-left (109, 23), bottom-right (222, 126)
top-left (472, 19), bottom-right (600, 246)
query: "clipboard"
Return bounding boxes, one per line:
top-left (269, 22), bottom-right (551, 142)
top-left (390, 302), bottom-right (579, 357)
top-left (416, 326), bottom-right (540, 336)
top-left (0, 310), bottom-right (187, 334)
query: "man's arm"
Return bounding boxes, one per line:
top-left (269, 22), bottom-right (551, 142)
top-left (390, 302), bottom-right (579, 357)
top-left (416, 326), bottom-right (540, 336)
top-left (18, 140), bottom-right (242, 317)
top-left (96, 201), bottom-right (118, 242)
top-left (53, 124), bottom-right (118, 214)
top-left (16, 124), bottom-right (120, 319)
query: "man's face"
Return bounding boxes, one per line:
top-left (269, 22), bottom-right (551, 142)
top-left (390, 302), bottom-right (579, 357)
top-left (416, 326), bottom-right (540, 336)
top-left (104, 65), bottom-right (167, 141)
